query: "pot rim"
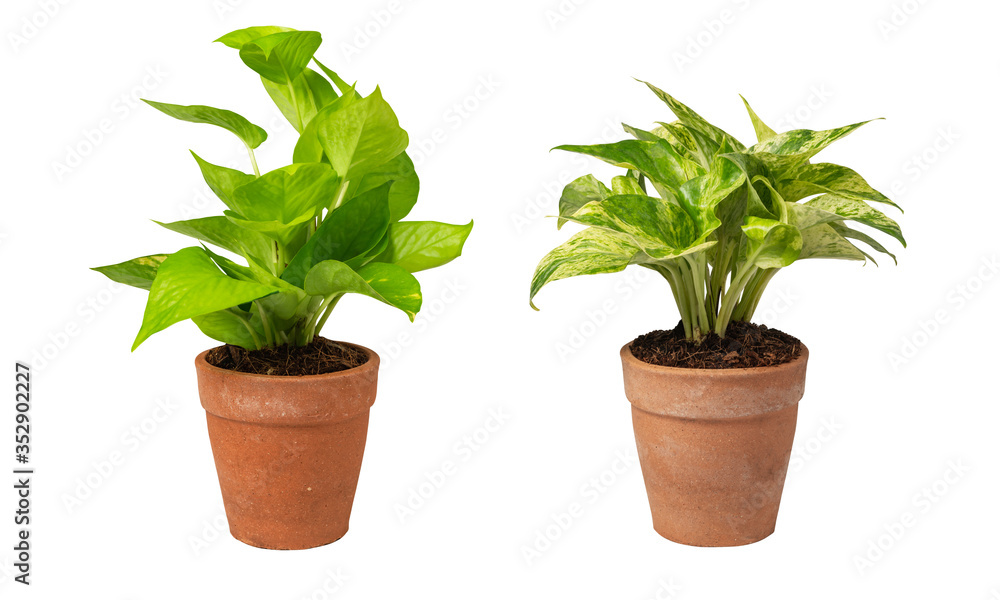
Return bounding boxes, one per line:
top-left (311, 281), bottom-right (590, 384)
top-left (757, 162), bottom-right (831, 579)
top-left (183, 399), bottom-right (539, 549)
top-left (621, 341), bottom-right (809, 419)
top-left (194, 340), bottom-right (379, 381)
top-left (621, 340), bottom-right (808, 376)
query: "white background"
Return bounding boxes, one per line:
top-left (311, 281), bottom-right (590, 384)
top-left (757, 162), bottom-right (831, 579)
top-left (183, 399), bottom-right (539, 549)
top-left (2, 0), bottom-right (998, 597)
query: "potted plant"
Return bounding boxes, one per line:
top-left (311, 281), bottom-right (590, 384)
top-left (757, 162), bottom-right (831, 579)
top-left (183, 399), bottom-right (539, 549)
top-left (530, 81), bottom-right (904, 546)
top-left (93, 26), bottom-right (473, 550)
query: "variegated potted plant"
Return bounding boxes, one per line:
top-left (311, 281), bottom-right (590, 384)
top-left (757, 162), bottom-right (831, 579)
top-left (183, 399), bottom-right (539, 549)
top-left (530, 82), bottom-right (904, 546)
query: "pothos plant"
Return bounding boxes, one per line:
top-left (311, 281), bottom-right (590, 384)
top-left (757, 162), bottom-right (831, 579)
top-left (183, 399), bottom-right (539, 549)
top-left (530, 81), bottom-right (904, 342)
top-left (94, 26), bottom-right (473, 351)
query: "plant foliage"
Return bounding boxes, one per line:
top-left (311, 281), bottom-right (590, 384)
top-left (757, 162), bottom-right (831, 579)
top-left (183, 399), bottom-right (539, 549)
top-left (530, 81), bottom-right (904, 341)
top-left (95, 26), bottom-right (473, 351)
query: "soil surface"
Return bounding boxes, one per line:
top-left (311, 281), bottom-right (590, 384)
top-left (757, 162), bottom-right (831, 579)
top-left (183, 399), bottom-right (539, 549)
top-left (206, 336), bottom-right (368, 376)
top-left (630, 321), bottom-right (801, 369)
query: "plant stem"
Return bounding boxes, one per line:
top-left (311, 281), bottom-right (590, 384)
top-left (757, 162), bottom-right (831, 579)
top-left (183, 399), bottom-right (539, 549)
top-left (245, 144), bottom-right (261, 178)
top-left (734, 268), bottom-right (778, 322)
top-left (660, 263), bottom-right (693, 339)
top-left (715, 262), bottom-right (757, 337)
top-left (229, 309), bottom-right (262, 350)
top-left (330, 180), bottom-right (350, 211)
top-left (312, 295), bottom-right (341, 340)
top-left (685, 254), bottom-right (711, 339)
top-left (255, 301), bottom-right (274, 347)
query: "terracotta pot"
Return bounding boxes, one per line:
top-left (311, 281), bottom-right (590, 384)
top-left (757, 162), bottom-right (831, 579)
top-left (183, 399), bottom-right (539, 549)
top-left (621, 342), bottom-right (808, 547)
top-left (194, 343), bottom-right (379, 550)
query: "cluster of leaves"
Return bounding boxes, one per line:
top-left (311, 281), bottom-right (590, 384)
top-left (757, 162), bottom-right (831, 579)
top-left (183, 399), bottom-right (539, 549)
top-left (530, 81), bottom-right (904, 341)
top-left (94, 26), bottom-right (472, 351)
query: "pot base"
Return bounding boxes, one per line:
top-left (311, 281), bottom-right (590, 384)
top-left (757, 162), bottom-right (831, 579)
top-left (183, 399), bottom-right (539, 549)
top-left (633, 405), bottom-right (798, 547)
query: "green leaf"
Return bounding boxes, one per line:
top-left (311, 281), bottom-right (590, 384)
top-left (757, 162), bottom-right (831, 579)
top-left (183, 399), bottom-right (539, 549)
top-left (374, 220), bottom-right (473, 273)
top-left (226, 163), bottom-right (341, 245)
top-left (530, 228), bottom-right (644, 310)
top-left (192, 309), bottom-right (261, 349)
top-left (201, 245), bottom-right (256, 282)
top-left (314, 87), bottom-right (409, 181)
top-left (778, 162), bottom-right (901, 210)
top-left (565, 194), bottom-right (699, 259)
top-left (742, 217), bottom-right (802, 268)
top-left (639, 81), bottom-right (746, 151)
top-left (740, 95), bottom-right (777, 143)
top-left (215, 26), bottom-right (296, 49)
top-left (798, 223), bottom-right (866, 261)
top-left (313, 58), bottom-right (357, 97)
top-left (303, 260), bottom-right (421, 320)
top-left (805, 193), bottom-right (906, 246)
top-left (133, 247), bottom-right (280, 350)
top-left (238, 31), bottom-right (322, 84)
top-left (263, 67), bottom-right (337, 133)
top-left (190, 152), bottom-right (256, 212)
top-left (282, 182), bottom-right (391, 287)
top-left (92, 254), bottom-right (169, 291)
top-left (349, 152), bottom-right (420, 222)
top-left (291, 89), bottom-right (361, 164)
top-left (154, 216), bottom-right (274, 265)
top-left (142, 100), bottom-right (267, 149)
top-left (751, 120), bottom-right (877, 162)
top-left (554, 139), bottom-right (697, 195)
top-left (558, 175), bottom-right (611, 229)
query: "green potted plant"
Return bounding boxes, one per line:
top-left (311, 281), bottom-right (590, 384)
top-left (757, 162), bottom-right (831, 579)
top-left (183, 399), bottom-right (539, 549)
top-left (93, 26), bottom-right (473, 550)
top-left (530, 81), bottom-right (904, 546)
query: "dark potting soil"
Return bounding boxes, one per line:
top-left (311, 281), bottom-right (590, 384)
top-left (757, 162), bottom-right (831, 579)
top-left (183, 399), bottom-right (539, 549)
top-left (630, 321), bottom-right (802, 369)
top-left (205, 336), bottom-right (368, 376)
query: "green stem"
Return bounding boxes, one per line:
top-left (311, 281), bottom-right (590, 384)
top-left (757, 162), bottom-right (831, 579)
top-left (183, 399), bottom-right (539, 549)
top-left (661, 263), bottom-right (692, 339)
top-left (312, 295), bottom-right (341, 340)
top-left (685, 254), bottom-right (711, 339)
top-left (716, 262), bottom-right (758, 337)
top-left (330, 180), bottom-right (350, 212)
top-left (735, 269), bottom-right (778, 323)
top-left (229, 309), bottom-right (262, 350)
top-left (255, 301), bottom-right (274, 347)
top-left (245, 144), bottom-right (260, 178)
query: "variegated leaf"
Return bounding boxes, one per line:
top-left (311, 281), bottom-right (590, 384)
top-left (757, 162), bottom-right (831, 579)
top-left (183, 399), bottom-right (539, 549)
top-left (563, 194), bottom-right (699, 259)
top-left (805, 194), bottom-right (906, 246)
top-left (751, 120), bottom-right (877, 162)
top-left (718, 152), bottom-right (779, 219)
top-left (740, 95), bottom-right (776, 142)
top-left (554, 139), bottom-right (695, 194)
top-left (557, 174), bottom-right (611, 230)
top-left (829, 221), bottom-right (897, 265)
top-left (798, 223), bottom-right (866, 261)
top-left (787, 202), bottom-right (844, 230)
top-left (742, 217), bottom-right (802, 268)
top-left (529, 228), bottom-right (643, 309)
top-left (639, 81), bottom-right (746, 152)
top-left (778, 163), bottom-right (901, 210)
top-left (611, 175), bottom-right (645, 196)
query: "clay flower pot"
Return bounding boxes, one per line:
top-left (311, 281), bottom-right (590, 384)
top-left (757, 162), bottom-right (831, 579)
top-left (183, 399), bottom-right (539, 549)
top-left (194, 342), bottom-right (379, 550)
top-left (621, 342), bottom-right (808, 546)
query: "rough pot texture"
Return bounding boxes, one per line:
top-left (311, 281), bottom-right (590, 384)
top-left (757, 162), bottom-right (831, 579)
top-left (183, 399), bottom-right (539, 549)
top-left (195, 342), bottom-right (379, 550)
top-left (621, 342), bottom-right (808, 547)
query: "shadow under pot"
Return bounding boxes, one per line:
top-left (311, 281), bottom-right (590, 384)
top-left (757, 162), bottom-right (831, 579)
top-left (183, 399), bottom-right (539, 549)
top-left (621, 342), bottom-right (808, 547)
top-left (194, 342), bottom-right (379, 550)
